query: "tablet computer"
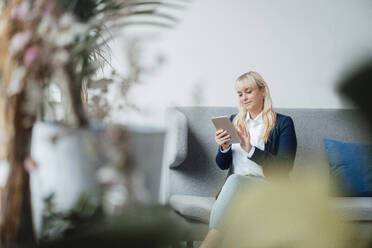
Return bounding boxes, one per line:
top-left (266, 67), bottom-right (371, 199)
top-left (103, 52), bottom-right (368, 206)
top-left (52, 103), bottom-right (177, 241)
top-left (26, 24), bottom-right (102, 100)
top-left (211, 116), bottom-right (240, 144)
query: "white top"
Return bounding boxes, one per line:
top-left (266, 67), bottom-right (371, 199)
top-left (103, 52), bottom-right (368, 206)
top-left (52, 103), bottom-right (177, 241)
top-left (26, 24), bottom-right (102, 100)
top-left (221, 111), bottom-right (265, 177)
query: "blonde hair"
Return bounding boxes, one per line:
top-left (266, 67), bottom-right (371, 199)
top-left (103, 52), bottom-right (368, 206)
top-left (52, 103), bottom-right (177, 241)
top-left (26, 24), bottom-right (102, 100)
top-left (233, 71), bottom-right (276, 143)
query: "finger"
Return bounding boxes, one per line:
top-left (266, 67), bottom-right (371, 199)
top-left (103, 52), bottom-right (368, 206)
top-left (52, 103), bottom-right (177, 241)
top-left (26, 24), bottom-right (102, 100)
top-left (236, 125), bottom-right (242, 133)
top-left (238, 125), bottom-right (245, 135)
top-left (217, 136), bottom-right (231, 144)
top-left (216, 129), bottom-right (225, 136)
top-left (217, 131), bottom-right (228, 139)
top-left (216, 129), bottom-right (224, 135)
top-left (218, 134), bottom-right (231, 141)
top-left (239, 124), bottom-right (245, 132)
top-left (237, 124), bottom-right (241, 132)
top-left (236, 128), bottom-right (243, 136)
top-left (239, 125), bottom-right (248, 137)
top-left (245, 128), bottom-right (250, 137)
top-left (243, 126), bottom-right (247, 135)
top-left (243, 128), bottom-right (250, 139)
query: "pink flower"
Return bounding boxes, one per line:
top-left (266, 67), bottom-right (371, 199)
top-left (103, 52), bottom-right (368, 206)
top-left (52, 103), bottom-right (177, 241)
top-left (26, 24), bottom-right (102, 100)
top-left (23, 45), bottom-right (41, 67)
top-left (10, 2), bottom-right (30, 21)
top-left (45, 1), bottom-right (56, 15)
top-left (10, 31), bottom-right (32, 55)
top-left (34, 0), bottom-right (56, 15)
top-left (24, 157), bottom-right (37, 173)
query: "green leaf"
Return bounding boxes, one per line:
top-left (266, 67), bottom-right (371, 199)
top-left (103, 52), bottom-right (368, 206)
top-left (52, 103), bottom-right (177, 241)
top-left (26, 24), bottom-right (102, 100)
top-left (119, 1), bottom-right (188, 11)
top-left (118, 9), bottom-right (180, 23)
top-left (108, 20), bottom-right (175, 30)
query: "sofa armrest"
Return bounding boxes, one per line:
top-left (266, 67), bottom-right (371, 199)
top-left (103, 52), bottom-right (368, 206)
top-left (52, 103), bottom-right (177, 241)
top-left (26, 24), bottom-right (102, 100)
top-left (164, 108), bottom-right (188, 168)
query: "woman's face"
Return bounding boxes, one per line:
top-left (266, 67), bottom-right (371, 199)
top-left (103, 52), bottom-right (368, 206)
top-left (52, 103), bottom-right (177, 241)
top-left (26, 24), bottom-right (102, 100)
top-left (237, 85), bottom-right (265, 113)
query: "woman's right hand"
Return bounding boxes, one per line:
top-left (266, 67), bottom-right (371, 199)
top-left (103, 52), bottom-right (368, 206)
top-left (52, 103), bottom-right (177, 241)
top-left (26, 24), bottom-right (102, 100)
top-left (215, 129), bottom-right (231, 151)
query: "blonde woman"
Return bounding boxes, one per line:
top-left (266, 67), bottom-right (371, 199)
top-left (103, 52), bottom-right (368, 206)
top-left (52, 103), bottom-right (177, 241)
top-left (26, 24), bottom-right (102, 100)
top-left (200, 71), bottom-right (297, 248)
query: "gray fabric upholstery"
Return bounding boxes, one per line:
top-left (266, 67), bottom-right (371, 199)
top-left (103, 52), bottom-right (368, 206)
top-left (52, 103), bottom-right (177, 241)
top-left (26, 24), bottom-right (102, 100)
top-left (332, 197), bottom-right (372, 221)
top-left (168, 107), bottom-right (372, 231)
top-left (278, 108), bottom-right (372, 177)
top-left (159, 109), bottom-right (188, 203)
top-left (168, 108), bottom-right (188, 168)
top-left (169, 195), bottom-right (215, 223)
top-left (170, 107), bottom-right (372, 197)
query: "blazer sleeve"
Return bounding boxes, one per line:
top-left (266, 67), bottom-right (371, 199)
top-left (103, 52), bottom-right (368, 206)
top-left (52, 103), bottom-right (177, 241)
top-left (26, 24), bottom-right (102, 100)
top-left (215, 114), bottom-right (236, 170)
top-left (250, 116), bottom-right (297, 174)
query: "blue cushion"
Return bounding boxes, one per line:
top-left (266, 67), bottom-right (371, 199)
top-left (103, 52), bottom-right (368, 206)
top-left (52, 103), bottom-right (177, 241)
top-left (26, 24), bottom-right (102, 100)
top-left (324, 138), bottom-right (372, 197)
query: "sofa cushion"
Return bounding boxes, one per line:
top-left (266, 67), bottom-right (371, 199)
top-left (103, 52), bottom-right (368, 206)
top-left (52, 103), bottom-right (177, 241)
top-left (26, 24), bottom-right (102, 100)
top-left (169, 195), bottom-right (215, 223)
top-left (324, 138), bottom-right (372, 196)
top-left (332, 197), bottom-right (372, 221)
top-left (169, 194), bottom-right (372, 224)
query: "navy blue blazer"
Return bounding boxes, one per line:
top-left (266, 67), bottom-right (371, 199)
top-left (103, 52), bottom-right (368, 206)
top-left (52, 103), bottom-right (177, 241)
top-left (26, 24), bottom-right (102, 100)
top-left (215, 113), bottom-right (297, 177)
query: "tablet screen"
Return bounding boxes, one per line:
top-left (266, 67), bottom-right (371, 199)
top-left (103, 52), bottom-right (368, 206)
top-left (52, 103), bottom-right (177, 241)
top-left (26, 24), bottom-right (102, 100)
top-left (211, 116), bottom-right (240, 144)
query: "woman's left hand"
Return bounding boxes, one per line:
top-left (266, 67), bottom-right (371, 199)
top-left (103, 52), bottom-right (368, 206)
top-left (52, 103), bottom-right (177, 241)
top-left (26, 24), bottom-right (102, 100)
top-left (236, 124), bottom-right (252, 153)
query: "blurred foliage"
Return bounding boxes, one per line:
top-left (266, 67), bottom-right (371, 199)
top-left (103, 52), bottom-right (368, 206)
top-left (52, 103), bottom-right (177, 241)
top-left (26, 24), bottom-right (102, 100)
top-left (40, 204), bottom-right (187, 248)
top-left (40, 193), bottom-right (102, 243)
top-left (339, 60), bottom-right (372, 133)
top-left (58, 0), bottom-right (120, 22)
top-left (66, 0), bottom-right (188, 84)
top-left (222, 172), bottom-right (362, 248)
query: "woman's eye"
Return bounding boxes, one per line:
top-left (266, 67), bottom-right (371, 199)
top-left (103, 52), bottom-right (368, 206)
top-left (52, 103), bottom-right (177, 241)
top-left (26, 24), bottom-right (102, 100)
top-left (238, 94), bottom-right (242, 97)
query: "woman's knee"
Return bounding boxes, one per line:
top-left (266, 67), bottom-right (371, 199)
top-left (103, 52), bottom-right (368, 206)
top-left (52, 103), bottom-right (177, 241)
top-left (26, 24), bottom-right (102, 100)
top-left (224, 174), bottom-right (245, 190)
top-left (222, 174), bottom-right (266, 196)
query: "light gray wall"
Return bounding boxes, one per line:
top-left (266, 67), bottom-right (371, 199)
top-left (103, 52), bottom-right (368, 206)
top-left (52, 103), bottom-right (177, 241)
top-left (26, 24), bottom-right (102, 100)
top-left (109, 0), bottom-right (372, 116)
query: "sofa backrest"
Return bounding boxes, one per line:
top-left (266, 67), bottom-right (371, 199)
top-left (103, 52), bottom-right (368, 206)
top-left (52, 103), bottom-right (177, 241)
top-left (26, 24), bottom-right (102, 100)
top-left (168, 107), bottom-right (371, 198)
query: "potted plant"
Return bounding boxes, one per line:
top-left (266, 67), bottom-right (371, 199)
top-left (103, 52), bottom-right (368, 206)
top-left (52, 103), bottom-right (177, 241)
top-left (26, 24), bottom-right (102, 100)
top-left (0, 0), bottom-right (185, 246)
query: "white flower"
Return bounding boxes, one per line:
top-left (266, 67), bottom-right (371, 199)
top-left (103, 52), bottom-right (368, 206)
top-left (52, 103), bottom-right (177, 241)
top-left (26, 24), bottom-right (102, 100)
top-left (37, 15), bottom-right (54, 37)
top-left (53, 14), bottom-right (88, 47)
top-left (8, 66), bottom-right (26, 96)
top-left (46, 27), bottom-right (59, 45)
top-left (54, 30), bottom-right (75, 47)
top-left (72, 22), bottom-right (89, 35)
top-left (37, 13), bottom-right (88, 48)
top-left (103, 184), bottom-right (128, 215)
top-left (51, 49), bottom-right (69, 67)
top-left (48, 83), bottom-right (62, 103)
top-left (96, 165), bottom-right (122, 185)
top-left (9, 31), bottom-right (32, 55)
top-left (58, 13), bottom-right (75, 28)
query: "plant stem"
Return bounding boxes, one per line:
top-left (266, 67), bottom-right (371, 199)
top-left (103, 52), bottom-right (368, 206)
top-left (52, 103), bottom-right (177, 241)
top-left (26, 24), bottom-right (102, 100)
top-left (64, 64), bottom-right (89, 127)
top-left (0, 91), bottom-right (36, 247)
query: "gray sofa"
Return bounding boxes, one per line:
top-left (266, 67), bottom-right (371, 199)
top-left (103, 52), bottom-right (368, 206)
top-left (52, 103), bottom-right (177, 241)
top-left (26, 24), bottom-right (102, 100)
top-left (164, 107), bottom-right (372, 245)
